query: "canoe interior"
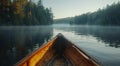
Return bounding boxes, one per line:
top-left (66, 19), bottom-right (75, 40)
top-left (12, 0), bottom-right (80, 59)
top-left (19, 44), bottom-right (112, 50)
top-left (15, 34), bottom-right (99, 66)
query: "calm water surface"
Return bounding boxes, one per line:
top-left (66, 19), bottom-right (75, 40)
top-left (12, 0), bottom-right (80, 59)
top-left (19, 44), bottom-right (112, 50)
top-left (0, 25), bottom-right (120, 66)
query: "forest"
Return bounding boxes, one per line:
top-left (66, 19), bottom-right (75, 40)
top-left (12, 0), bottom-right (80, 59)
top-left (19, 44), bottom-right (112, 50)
top-left (73, 2), bottom-right (120, 26)
top-left (54, 17), bottom-right (74, 24)
top-left (0, 0), bottom-right (53, 25)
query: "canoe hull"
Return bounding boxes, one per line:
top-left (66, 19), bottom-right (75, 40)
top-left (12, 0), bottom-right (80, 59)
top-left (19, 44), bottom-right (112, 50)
top-left (15, 34), bottom-right (100, 66)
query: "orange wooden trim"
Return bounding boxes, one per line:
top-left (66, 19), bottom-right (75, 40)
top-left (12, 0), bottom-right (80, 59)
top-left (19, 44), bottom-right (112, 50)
top-left (14, 36), bottom-right (57, 66)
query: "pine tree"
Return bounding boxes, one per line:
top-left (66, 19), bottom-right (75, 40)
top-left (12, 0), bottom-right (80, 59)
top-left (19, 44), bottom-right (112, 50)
top-left (0, 0), bottom-right (12, 25)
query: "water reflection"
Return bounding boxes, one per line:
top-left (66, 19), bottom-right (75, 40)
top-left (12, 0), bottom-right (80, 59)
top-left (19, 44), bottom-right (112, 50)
top-left (0, 26), bottom-right (53, 66)
top-left (54, 25), bottom-right (120, 48)
top-left (1, 25), bottom-right (120, 66)
top-left (53, 25), bottom-right (120, 66)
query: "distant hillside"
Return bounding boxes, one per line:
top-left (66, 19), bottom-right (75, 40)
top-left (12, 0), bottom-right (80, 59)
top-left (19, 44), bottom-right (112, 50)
top-left (54, 17), bottom-right (74, 24)
top-left (54, 2), bottom-right (120, 26)
top-left (73, 2), bottom-right (120, 26)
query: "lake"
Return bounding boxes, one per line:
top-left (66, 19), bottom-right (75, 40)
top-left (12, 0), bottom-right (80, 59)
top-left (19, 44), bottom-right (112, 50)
top-left (0, 24), bottom-right (120, 66)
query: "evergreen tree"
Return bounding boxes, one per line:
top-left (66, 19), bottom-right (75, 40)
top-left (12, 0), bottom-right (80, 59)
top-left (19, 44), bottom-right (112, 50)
top-left (73, 2), bottom-right (120, 26)
top-left (0, 0), bottom-right (12, 25)
top-left (0, 0), bottom-right (53, 25)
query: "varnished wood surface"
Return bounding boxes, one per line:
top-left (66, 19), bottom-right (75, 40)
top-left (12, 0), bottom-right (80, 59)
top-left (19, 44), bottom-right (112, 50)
top-left (44, 55), bottom-right (73, 66)
top-left (15, 33), bottom-right (100, 66)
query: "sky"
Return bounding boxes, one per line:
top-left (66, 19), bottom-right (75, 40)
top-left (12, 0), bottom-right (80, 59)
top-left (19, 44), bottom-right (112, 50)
top-left (33, 0), bottom-right (120, 19)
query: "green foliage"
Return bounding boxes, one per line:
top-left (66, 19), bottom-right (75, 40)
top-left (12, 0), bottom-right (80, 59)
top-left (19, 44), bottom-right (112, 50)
top-left (0, 0), bottom-right (53, 25)
top-left (0, 0), bottom-right (12, 25)
top-left (54, 17), bottom-right (74, 24)
top-left (73, 2), bottom-right (120, 26)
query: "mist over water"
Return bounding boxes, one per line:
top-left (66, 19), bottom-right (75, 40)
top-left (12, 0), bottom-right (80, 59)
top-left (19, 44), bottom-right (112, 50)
top-left (53, 25), bottom-right (120, 66)
top-left (0, 25), bottom-right (120, 66)
top-left (0, 26), bottom-right (53, 66)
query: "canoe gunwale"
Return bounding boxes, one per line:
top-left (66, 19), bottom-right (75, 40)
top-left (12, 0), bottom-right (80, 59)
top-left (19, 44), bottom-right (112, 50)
top-left (14, 36), bottom-right (57, 66)
top-left (58, 35), bottom-right (100, 66)
top-left (14, 33), bottom-right (100, 66)
top-left (72, 45), bottom-right (100, 66)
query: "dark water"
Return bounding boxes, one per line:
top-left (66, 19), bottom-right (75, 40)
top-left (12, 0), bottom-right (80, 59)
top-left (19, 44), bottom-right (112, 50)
top-left (0, 26), bottom-right (53, 66)
top-left (0, 25), bottom-right (120, 66)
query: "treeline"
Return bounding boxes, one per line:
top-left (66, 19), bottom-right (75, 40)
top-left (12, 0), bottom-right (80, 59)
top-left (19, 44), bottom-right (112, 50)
top-left (54, 17), bottom-right (74, 24)
top-left (0, 0), bottom-right (53, 25)
top-left (73, 2), bottom-right (120, 26)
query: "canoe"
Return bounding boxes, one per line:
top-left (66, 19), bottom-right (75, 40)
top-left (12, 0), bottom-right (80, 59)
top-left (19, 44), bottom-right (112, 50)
top-left (15, 33), bottom-right (100, 66)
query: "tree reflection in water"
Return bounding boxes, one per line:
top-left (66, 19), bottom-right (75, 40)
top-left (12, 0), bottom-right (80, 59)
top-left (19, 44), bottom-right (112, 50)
top-left (0, 26), bottom-right (53, 66)
top-left (0, 25), bottom-right (120, 66)
top-left (55, 25), bottom-right (120, 48)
